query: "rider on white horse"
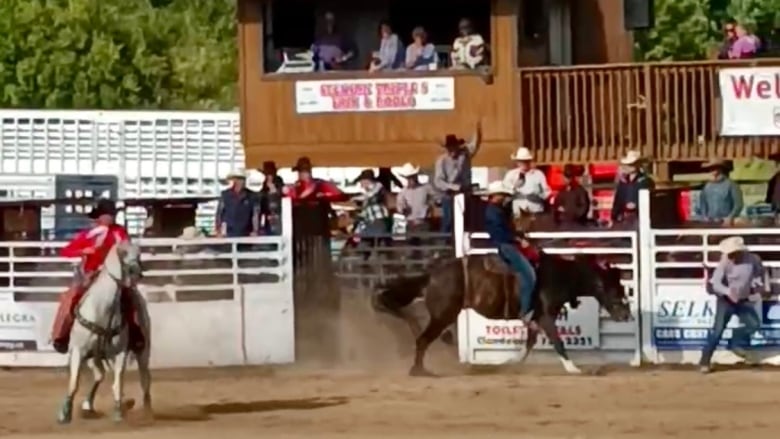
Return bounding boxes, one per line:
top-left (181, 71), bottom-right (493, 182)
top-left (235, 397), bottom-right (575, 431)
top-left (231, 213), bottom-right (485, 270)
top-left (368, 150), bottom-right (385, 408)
top-left (51, 199), bottom-right (145, 354)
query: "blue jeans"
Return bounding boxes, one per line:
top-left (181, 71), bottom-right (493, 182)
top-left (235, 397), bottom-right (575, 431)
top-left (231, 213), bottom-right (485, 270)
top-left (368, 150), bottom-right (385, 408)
top-left (440, 195), bottom-right (453, 234)
top-left (497, 243), bottom-right (537, 317)
top-left (699, 295), bottom-right (760, 366)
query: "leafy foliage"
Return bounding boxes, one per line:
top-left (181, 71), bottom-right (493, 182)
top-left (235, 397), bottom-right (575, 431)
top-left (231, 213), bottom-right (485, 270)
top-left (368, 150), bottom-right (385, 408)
top-left (0, 0), bottom-right (237, 110)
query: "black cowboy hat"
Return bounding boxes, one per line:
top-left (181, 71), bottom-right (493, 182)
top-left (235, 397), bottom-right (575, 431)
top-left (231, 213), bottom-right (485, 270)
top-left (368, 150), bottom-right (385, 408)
top-left (440, 134), bottom-right (465, 150)
top-left (352, 169), bottom-right (376, 184)
top-left (293, 156), bottom-right (312, 172)
top-left (261, 160), bottom-right (277, 174)
top-left (563, 164), bottom-right (584, 178)
top-left (88, 198), bottom-right (117, 219)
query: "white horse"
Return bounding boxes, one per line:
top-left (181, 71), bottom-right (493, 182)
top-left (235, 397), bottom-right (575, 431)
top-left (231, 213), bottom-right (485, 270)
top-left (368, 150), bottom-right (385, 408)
top-left (57, 241), bottom-right (152, 424)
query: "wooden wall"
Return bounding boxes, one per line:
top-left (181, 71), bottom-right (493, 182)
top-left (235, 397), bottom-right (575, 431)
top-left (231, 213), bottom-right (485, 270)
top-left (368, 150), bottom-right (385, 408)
top-left (239, 0), bottom-right (520, 168)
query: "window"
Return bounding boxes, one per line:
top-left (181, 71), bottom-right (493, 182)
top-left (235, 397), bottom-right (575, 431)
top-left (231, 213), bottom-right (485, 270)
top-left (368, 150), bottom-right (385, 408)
top-left (261, 0), bottom-right (491, 74)
top-left (516, 0), bottom-right (550, 66)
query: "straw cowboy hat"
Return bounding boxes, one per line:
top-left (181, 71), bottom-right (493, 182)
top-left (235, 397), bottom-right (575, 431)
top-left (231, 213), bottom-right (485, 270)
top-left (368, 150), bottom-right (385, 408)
top-left (226, 168), bottom-right (247, 179)
top-left (620, 150), bottom-right (643, 165)
top-left (179, 226), bottom-right (204, 240)
top-left (510, 146), bottom-right (534, 161)
top-left (718, 236), bottom-right (746, 255)
top-left (397, 163), bottom-right (420, 177)
top-left (484, 180), bottom-right (513, 196)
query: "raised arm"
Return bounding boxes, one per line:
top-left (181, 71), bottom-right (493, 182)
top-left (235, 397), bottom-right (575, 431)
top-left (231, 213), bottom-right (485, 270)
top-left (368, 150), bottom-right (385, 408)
top-left (464, 120), bottom-right (482, 157)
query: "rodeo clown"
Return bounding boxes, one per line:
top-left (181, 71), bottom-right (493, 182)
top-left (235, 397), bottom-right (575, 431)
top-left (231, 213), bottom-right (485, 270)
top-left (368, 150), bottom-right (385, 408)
top-left (699, 236), bottom-right (766, 373)
top-left (50, 199), bottom-right (145, 354)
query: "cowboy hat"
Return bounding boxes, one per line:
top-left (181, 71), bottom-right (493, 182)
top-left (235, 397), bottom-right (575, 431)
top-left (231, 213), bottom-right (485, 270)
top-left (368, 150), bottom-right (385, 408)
top-left (293, 156), bottom-right (312, 171)
top-left (397, 162), bottom-right (420, 177)
top-left (226, 168), bottom-right (247, 179)
top-left (440, 134), bottom-right (465, 149)
top-left (484, 180), bottom-right (513, 196)
top-left (179, 226), bottom-right (204, 240)
top-left (510, 146), bottom-right (533, 161)
top-left (620, 150), bottom-right (642, 165)
top-left (352, 169), bottom-right (376, 184)
top-left (261, 160), bottom-right (277, 174)
top-left (87, 198), bottom-right (117, 219)
top-left (718, 236), bottom-right (746, 255)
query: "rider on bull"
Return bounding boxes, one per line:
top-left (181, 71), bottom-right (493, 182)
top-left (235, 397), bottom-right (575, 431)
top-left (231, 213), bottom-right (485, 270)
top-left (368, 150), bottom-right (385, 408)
top-left (50, 198), bottom-right (145, 354)
top-left (483, 180), bottom-right (539, 328)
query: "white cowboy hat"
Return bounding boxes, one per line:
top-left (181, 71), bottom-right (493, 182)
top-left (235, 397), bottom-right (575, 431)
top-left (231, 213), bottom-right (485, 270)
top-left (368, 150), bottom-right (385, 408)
top-left (179, 226), bottom-right (204, 240)
top-left (510, 146), bottom-right (533, 161)
top-left (485, 180), bottom-right (513, 196)
top-left (397, 163), bottom-right (420, 177)
top-left (719, 236), bottom-right (746, 255)
top-left (620, 150), bottom-right (642, 165)
top-left (226, 168), bottom-right (247, 179)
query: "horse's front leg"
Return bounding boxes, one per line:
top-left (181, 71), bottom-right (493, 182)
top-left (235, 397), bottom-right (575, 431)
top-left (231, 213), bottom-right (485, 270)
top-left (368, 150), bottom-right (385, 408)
top-left (538, 314), bottom-right (581, 374)
top-left (111, 348), bottom-right (129, 422)
top-left (58, 349), bottom-right (83, 424)
top-left (520, 323), bottom-right (538, 363)
top-left (81, 358), bottom-right (105, 415)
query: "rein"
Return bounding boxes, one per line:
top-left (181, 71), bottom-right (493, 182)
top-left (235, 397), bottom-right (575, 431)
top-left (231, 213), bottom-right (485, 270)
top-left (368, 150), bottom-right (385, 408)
top-left (74, 270), bottom-right (125, 339)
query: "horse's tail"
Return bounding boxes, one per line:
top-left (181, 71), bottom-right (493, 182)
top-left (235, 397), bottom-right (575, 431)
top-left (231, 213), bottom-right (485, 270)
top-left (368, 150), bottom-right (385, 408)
top-left (373, 273), bottom-right (431, 316)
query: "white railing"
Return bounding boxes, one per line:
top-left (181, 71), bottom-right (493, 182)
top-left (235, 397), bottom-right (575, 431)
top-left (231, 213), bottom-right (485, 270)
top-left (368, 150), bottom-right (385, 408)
top-left (455, 191), bottom-right (780, 367)
top-left (0, 199), bottom-right (295, 368)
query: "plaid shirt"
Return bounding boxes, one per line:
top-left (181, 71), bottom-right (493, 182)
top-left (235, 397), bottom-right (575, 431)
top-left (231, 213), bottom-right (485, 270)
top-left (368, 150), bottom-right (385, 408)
top-left (355, 182), bottom-right (389, 223)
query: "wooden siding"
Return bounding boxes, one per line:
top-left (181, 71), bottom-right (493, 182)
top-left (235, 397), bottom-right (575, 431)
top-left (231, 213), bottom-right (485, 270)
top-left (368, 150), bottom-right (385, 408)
top-left (239, 0), bottom-right (521, 168)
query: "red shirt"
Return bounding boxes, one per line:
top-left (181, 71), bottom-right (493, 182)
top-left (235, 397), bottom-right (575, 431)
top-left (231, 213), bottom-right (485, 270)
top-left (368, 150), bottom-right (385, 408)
top-left (285, 179), bottom-right (347, 203)
top-left (60, 224), bottom-right (130, 273)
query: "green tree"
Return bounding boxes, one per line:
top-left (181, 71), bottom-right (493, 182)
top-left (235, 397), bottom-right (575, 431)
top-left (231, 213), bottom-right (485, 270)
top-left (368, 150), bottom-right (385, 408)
top-left (0, 0), bottom-right (236, 110)
top-left (634, 0), bottom-right (716, 61)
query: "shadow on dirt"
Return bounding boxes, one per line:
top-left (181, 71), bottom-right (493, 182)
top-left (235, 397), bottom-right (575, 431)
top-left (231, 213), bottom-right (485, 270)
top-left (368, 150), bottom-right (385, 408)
top-left (153, 396), bottom-right (350, 422)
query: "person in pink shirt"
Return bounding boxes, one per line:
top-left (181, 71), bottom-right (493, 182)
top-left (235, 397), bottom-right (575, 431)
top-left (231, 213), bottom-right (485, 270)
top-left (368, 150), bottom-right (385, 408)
top-left (728, 25), bottom-right (760, 59)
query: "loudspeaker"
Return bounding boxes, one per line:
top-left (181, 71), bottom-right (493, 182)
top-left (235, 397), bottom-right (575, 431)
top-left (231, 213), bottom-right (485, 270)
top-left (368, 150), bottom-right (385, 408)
top-left (624, 0), bottom-right (654, 30)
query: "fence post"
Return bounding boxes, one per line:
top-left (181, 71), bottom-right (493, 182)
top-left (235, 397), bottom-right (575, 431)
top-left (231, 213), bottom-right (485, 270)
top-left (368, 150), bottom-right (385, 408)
top-left (642, 64), bottom-right (656, 160)
top-left (638, 188), bottom-right (655, 364)
top-left (454, 194), bottom-right (466, 257)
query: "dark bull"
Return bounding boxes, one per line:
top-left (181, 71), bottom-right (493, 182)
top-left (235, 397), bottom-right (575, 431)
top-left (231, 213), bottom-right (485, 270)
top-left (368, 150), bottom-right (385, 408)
top-left (373, 252), bottom-right (632, 376)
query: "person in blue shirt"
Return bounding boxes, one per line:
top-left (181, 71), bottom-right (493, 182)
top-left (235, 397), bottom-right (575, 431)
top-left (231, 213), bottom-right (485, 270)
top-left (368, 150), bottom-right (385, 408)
top-left (483, 180), bottom-right (537, 325)
top-left (699, 236), bottom-right (765, 374)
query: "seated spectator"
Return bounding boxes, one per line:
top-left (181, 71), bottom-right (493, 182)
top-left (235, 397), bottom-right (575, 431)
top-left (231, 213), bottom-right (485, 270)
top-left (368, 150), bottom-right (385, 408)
top-left (552, 164), bottom-right (590, 228)
top-left (451, 18), bottom-right (486, 69)
top-left (312, 11), bottom-right (356, 70)
top-left (729, 24), bottom-right (760, 59)
top-left (369, 21), bottom-right (404, 72)
top-left (696, 158), bottom-right (743, 225)
top-left (502, 147), bottom-right (551, 216)
top-left (405, 27), bottom-right (439, 70)
top-left (611, 151), bottom-right (654, 227)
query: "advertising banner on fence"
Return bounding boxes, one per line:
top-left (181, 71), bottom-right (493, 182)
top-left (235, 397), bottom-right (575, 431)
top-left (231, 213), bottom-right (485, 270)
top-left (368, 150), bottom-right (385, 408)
top-left (459, 298), bottom-right (601, 364)
top-left (0, 302), bottom-right (45, 351)
top-left (652, 284), bottom-right (780, 350)
top-left (719, 67), bottom-right (780, 136)
top-left (295, 77), bottom-right (455, 114)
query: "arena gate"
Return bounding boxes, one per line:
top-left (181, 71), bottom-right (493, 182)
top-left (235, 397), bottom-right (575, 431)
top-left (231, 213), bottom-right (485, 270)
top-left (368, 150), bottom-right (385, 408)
top-left (0, 199), bottom-right (295, 368)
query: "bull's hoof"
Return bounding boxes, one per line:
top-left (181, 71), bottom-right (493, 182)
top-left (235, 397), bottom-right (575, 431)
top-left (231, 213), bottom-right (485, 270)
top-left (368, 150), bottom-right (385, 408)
top-left (409, 366), bottom-right (436, 377)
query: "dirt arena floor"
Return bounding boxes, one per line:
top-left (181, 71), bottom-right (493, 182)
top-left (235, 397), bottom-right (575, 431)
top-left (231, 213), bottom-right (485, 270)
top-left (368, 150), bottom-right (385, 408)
top-left (2, 295), bottom-right (780, 439)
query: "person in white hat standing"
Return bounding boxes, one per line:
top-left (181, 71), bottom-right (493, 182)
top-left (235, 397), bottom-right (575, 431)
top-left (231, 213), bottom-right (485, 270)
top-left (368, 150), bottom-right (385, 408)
top-left (502, 146), bottom-right (551, 216)
top-left (396, 163), bottom-right (435, 237)
top-left (699, 236), bottom-right (765, 373)
top-left (215, 168), bottom-right (260, 237)
top-left (610, 150), bottom-right (654, 227)
top-left (483, 180), bottom-right (538, 327)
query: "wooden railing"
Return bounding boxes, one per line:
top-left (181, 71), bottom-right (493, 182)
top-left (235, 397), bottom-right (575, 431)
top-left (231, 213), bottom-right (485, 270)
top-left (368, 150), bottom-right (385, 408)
top-left (518, 59), bottom-right (780, 164)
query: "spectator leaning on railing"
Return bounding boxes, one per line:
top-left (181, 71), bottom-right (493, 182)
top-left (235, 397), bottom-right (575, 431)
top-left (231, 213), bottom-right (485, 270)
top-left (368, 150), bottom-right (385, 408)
top-left (352, 169), bottom-right (391, 255)
top-left (695, 158), bottom-right (743, 226)
top-left (215, 168), bottom-right (260, 237)
top-left (610, 151), bottom-right (654, 227)
top-left (502, 146), bottom-right (551, 216)
top-left (552, 164), bottom-right (590, 228)
top-left (259, 160), bottom-right (284, 236)
top-left (396, 162), bottom-right (436, 236)
top-left (433, 120), bottom-right (482, 234)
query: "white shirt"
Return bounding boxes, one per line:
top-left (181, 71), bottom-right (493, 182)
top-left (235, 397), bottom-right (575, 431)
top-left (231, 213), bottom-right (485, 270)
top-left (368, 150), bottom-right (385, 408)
top-left (451, 34), bottom-right (485, 69)
top-left (502, 168), bottom-right (551, 214)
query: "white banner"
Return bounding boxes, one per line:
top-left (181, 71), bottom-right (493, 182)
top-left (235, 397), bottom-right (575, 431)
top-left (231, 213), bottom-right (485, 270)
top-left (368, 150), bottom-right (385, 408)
top-left (0, 302), bottom-right (47, 351)
top-left (719, 67), bottom-right (780, 136)
top-left (295, 77), bottom-right (455, 114)
top-left (458, 298), bottom-right (601, 365)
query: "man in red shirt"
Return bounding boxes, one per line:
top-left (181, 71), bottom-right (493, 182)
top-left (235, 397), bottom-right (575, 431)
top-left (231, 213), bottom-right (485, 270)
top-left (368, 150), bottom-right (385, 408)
top-left (51, 199), bottom-right (145, 354)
